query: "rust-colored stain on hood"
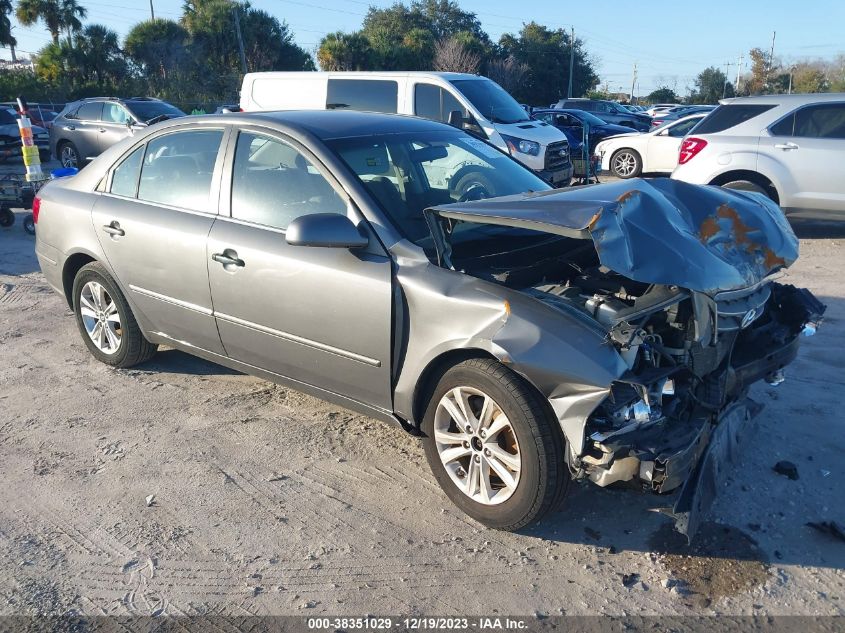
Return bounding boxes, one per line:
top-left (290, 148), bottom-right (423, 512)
top-left (698, 203), bottom-right (786, 272)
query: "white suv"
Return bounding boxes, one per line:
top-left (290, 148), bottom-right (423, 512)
top-left (671, 94), bottom-right (845, 213)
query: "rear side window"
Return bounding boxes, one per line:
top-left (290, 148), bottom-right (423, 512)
top-left (770, 103), bottom-right (845, 139)
top-left (137, 129), bottom-right (223, 211)
top-left (77, 102), bottom-right (104, 121)
top-left (414, 83), bottom-right (466, 123)
top-left (326, 79), bottom-right (398, 113)
top-left (693, 104), bottom-right (776, 134)
top-left (109, 146), bottom-right (144, 197)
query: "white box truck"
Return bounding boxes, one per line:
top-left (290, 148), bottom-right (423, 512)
top-left (240, 71), bottom-right (574, 187)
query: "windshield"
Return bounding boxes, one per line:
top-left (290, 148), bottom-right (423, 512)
top-left (450, 79), bottom-right (530, 124)
top-left (328, 129), bottom-right (550, 252)
top-left (125, 100), bottom-right (186, 123)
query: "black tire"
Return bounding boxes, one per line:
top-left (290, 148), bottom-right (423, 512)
top-left (58, 141), bottom-right (80, 169)
top-left (0, 207), bottom-right (13, 228)
top-left (39, 149), bottom-right (50, 164)
top-left (422, 358), bottom-right (569, 530)
top-left (721, 179), bottom-right (773, 201)
top-left (610, 148), bottom-right (642, 179)
top-left (72, 261), bottom-right (157, 368)
top-left (23, 214), bottom-right (35, 235)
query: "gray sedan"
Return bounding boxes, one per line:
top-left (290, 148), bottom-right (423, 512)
top-left (34, 111), bottom-right (824, 535)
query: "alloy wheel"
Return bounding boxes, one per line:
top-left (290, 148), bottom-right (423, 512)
top-left (60, 145), bottom-right (78, 168)
top-left (79, 281), bottom-right (122, 355)
top-left (433, 386), bottom-right (521, 505)
top-left (612, 151), bottom-right (637, 177)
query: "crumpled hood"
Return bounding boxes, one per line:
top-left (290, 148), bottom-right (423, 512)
top-left (427, 178), bottom-right (798, 294)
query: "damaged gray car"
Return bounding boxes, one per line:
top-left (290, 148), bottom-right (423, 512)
top-left (34, 111), bottom-right (825, 537)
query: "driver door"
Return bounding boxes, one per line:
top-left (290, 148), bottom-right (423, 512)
top-left (207, 128), bottom-right (394, 410)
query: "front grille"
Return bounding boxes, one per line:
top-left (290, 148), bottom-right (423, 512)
top-left (544, 141), bottom-right (570, 171)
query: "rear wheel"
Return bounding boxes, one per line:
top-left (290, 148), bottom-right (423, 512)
top-left (721, 179), bottom-right (772, 200)
top-left (72, 262), bottom-right (157, 367)
top-left (610, 148), bottom-right (642, 178)
top-left (422, 358), bottom-right (569, 530)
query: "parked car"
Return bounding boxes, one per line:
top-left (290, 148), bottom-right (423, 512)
top-left (644, 103), bottom-right (681, 117)
top-left (595, 113), bottom-right (707, 178)
top-left (554, 99), bottom-right (652, 131)
top-left (672, 94), bottom-right (845, 213)
top-left (532, 108), bottom-right (637, 150)
top-left (555, 126), bottom-right (601, 179)
top-left (50, 97), bottom-right (186, 168)
top-left (241, 72), bottom-right (573, 187)
top-left (0, 107), bottom-right (50, 162)
top-left (651, 105), bottom-right (716, 128)
top-left (34, 110), bottom-right (824, 536)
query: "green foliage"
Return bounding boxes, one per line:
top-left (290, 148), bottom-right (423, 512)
top-left (498, 22), bottom-right (598, 106)
top-left (689, 66), bottom-right (734, 103)
top-left (646, 87), bottom-right (679, 104)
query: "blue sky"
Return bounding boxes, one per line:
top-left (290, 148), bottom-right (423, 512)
top-left (5, 0), bottom-right (844, 95)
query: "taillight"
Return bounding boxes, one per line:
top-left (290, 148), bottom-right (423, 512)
top-left (652, 120), bottom-right (663, 127)
top-left (679, 137), bottom-right (707, 165)
top-left (32, 196), bottom-right (41, 224)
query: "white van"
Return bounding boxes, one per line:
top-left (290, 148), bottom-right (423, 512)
top-left (240, 71), bottom-right (574, 187)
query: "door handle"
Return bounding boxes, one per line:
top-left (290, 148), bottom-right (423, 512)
top-left (98, 128), bottom-right (106, 133)
top-left (774, 142), bottom-right (799, 150)
top-left (102, 221), bottom-right (125, 237)
top-left (64, 125), bottom-right (76, 131)
top-left (212, 250), bottom-right (245, 269)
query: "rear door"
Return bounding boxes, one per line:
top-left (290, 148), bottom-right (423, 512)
top-left (648, 117), bottom-right (701, 172)
top-left (206, 127), bottom-right (394, 410)
top-left (91, 125), bottom-right (228, 354)
top-left (69, 101), bottom-right (105, 160)
top-left (762, 102), bottom-right (845, 211)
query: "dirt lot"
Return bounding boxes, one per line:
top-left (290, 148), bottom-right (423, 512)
top-left (1, 165), bottom-right (844, 618)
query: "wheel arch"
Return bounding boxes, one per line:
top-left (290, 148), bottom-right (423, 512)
top-left (62, 251), bottom-right (98, 308)
top-left (708, 169), bottom-right (781, 205)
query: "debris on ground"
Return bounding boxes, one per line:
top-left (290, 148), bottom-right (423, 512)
top-left (773, 460), bottom-right (800, 480)
top-left (145, 495), bottom-right (155, 507)
top-left (806, 521), bottom-right (845, 543)
top-left (621, 573), bottom-right (640, 588)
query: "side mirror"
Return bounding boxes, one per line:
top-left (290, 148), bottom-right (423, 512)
top-left (447, 110), bottom-right (463, 128)
top-left (286, 213), bottom-right (368, 249)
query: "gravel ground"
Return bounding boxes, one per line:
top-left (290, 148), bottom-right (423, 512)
top-left (1, 161), bottom-right (844, 618)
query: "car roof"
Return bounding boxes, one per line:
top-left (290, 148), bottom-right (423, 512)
top-left (719, 93), bottom-right (845, 105)
top-left (179, 110), bottom-right (452, 140)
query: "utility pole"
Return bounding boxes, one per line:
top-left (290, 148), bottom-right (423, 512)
top-left (233, 5), bottom-right (248, 76)
top-left (567, 26), bottom-right (575, 98)
top-left (788, 66), bottom-right (795, 94)
top-left (630, 62), bottom-right (637, 103)
top-left (766, 31), bottom-right (776, 90)
top-left (735, 53), bottom-right (743, 91)
top-left (149, 0), bottom-right (155, 20)
top-left (722, 61), bottom-right (731, 98)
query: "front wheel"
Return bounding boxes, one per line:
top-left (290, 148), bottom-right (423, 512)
top-left (72, 262), bottom-right (158, 367)
top-left (610, 148), bottom-right (642, 178)
top-left (422, 358), bottom-right (569, 530)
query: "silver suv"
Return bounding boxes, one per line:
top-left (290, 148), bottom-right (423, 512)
top-left (671, 93), bottom-right (845, 214)
top-left (50, 97), bottom-right (185, 168)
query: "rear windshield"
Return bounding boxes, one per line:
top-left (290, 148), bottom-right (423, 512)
top-left (0, 108), bottom-right (16, 124)
top-left (693, 104), bottom-right (776, 134)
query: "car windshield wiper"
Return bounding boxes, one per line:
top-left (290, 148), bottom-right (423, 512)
top-left (145, 114), bottom-right (171, 125)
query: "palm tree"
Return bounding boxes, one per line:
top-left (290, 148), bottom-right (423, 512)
top-left (16, 0), bottom-right (62, 44)
top-left (59, 0), bottom-right (86, 41)
top-left (0, 0), bottom-right (17, 61)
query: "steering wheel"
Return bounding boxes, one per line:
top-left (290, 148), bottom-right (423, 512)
top-left (458, 183), bottom-right (490, 203)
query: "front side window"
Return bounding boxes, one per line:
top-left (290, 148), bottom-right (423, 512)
top-left (771, 104), bottom-right (845, 139)
top-left (103, 103), bottom-right (132, 124)
top-left (329, 130), bottom-right (550, 246)
top-left (77, 101), bottom-right (104, 121)
top-left (109, 146), bottom-right (144, 197)
top-left (326, 79), bottom-right (398, 113)
top-left (137, 129), bottom-right (223, 211)
top-left (230, 132), bottom-right (346, 230)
